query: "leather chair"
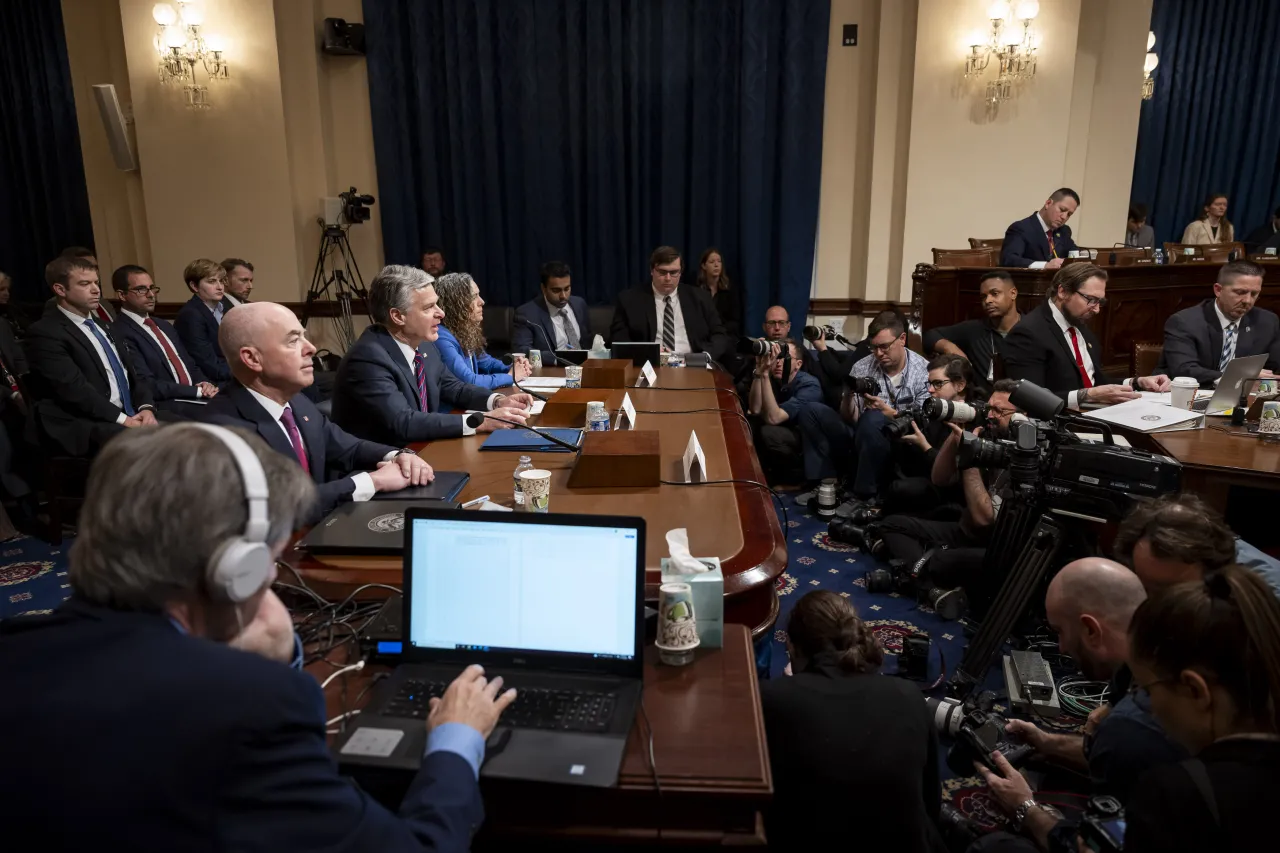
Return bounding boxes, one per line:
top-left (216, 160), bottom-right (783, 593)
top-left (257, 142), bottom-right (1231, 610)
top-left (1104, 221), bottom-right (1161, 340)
top-left (968, 237), bottom-right (1004, 252)
top-left (589, 306), bottom-right (614, 346)
top-left (482, 305), bottom-right (514, 355)
top-left (932, 247), bottom-right (998, 267)
top-left (1132, 341), bottom-right (1163, 379)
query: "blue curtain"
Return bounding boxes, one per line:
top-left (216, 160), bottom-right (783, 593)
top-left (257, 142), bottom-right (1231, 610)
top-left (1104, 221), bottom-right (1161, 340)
top-left (362, 0), bottom-right (830, 333)
top-left (1131, 0), bottom-right (1280, 247)
top-left (0, 1), bottom-right (94, 302)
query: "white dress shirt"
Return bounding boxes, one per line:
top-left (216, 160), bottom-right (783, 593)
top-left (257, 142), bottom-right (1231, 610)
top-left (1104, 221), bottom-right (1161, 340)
top-left (653, 287), bottom-right (691, 353)
top-left (58, 304), bottom-right (130, 424)
top-left (224, 293), bottom-right (244, 308)
top-left (393, 338), bottom-right (502, 435)
top-left (550, 304), bottom-right (581, 349)
top-left (1047, 300), bottom-right (1133, 409)
top-left (119, 309), bottom-right (202, 396)
top-left (246, 386), bottom-right (393, 502)
top-left (1212, 301), bottom-right (1238, 385)
top-left (1029, 212), bottom-right (1054, 270)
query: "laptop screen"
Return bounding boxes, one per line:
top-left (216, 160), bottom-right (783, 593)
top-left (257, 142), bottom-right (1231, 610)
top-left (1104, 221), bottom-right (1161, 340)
top-left (405, 516), bottom-right (641, 661)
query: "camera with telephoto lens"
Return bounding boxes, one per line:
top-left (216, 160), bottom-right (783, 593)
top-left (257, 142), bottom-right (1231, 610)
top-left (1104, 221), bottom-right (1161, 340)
top-left (864, 558), bottom-right (913, 594)
top-left (883, 408), bottom-right (926, 440)
top-left (927, 694), bottom-right (1035, 776)
top-left (737, 337), bottom-right (783, 358)
top-left (922, 397), bottom-right (989, 425)
top-left (843, 374), bottom-right (879, 396)
top-left (339, 187), bottom-right (376, 223)
top-left (1079, 795), bottom-right (1126, 852)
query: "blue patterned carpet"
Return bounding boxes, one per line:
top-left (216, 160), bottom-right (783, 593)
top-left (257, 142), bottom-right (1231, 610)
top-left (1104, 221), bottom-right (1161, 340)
top-left (0, 536), bottom-right (72, 620)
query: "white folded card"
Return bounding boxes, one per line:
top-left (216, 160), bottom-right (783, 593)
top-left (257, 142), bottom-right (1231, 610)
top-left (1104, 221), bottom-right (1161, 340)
top-left (682, 430), bottom-right (707, 482)
top-left (519, 377), bottom-right (568, 389)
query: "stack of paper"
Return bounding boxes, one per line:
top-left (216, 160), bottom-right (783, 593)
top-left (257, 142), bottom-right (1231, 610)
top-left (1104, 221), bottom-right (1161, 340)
top-left (1083, 399), bottom-right (1203, 433)
top-left (520, 377), bottom-right (567, 390)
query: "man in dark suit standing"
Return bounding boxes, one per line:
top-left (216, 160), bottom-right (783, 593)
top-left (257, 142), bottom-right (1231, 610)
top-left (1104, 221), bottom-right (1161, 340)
top-left (23, 255), bottom-right (157, 457)
top-left (332, 265), bottom-right (533, 445)
top-left (609, 246), bottom-right (731, 361)
top-left (111, 264), bottom-right (219, 409)
top-left (512, 261), bottom-right (593, 362)
top-left (1159, 261), bottom-right (1280, 388)
top-left (201, 302), bottom-right (434, 524)
top-left (1004, 263), bottom-right (1170, 408)
top-left (0, 423), bottom-right (512, 851)
top-left (174, 258), bottom-right (234, 383)
top-left (1000, 188), bottom-right (1081, 269)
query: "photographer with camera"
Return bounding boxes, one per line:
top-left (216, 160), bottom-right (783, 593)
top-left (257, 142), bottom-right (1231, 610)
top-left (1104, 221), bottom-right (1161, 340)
top-left (747, 338), bottom-right (824, 481)
top-left (972, 559), bottom-right (1187, 853)
top-left (804, 322), bottom-right (871, 408)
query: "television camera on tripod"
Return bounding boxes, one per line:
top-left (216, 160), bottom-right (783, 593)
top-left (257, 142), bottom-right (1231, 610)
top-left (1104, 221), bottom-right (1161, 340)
top-left (302, 187), bottom-right (377, 350)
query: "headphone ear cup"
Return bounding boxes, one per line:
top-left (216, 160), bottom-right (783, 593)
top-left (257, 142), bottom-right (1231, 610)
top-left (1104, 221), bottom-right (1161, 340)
top-left (208, 538), bottom-right (274, 604)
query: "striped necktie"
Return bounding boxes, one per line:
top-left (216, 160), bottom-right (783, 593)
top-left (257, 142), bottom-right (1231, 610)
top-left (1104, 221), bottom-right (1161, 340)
top-left (662, 296), bottom-right (676, 351)
top-left (413, 352), bottom-right (430, 412)
top-left (1220, 323), bottom-right (1237, 371)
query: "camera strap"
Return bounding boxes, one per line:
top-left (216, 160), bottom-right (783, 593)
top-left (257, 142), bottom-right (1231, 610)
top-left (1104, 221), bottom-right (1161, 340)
top-left (1180, 758), bottom-right (1220, 828)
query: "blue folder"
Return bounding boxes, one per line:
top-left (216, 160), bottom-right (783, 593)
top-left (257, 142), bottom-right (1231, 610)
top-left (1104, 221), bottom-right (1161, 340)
top-left (478, 428), bottom-right (584, 453)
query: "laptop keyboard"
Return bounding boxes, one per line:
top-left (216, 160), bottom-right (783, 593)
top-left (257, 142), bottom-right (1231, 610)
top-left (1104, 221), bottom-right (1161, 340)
top-left (383, 678), bottom-right (616, 732)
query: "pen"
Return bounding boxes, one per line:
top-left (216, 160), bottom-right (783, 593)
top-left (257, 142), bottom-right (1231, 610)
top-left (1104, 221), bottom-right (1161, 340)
top-left (460, 495), bottom-right (489, 509)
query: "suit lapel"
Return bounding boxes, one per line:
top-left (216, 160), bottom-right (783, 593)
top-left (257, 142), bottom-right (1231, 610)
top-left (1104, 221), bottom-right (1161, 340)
top-left (53, 310), bottom-right (110, 384)
top-left (232, 385), bottom-right (298, 461)
top-left (642, 289), bottom-right (658, 341)
top-left (534, 297), bottom-right (557, 348)
top-left (372, 328), bottom-right (419, 409)
top-left (1202, 301), bottom-right (1223, 361)
top-left (1034, 216), bottom-right (1054, 259)
top-left (1042, 305), bottom-right (1078, 366)
top-left (290, 396), bottom-right (326, 477)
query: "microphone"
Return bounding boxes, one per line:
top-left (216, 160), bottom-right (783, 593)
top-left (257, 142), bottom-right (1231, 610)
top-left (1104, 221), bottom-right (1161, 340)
top-left (497, 355), bottom-right (550, 401)
top-left (465, 411), bottom-right (582, 451)
top-left (513, 316), bottom-right (578, 366)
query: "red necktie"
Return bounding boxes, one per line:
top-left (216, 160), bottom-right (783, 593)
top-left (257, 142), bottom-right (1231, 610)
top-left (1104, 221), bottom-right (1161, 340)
top-left (279, 406), bottom-right (311, 475)
top-left (144, 317), bottom-right (192, 385)
top-left (95, 304), bottom-right (112, 324)
top-left (413, 352), bottom-right (430, 412)
top-left (1046, 230), bottom-right (1057, 259)
top-left (1068, 327), bottom-right (1093, 389)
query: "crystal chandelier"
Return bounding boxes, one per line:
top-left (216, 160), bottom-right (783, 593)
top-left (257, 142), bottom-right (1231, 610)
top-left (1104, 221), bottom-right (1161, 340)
top-left (964, 1), bottom-right (1040, 106)
top-left (1142, 31), bottom-right (1159, 100)
top-left (152, 2), bottom-right (229, 108)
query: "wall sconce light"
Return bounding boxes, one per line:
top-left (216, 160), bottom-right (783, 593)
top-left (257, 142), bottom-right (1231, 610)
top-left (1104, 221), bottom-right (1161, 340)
top-left (152, 1), bottom-right (229, 108)
top-left (1142, 31), bottom-right (1158, 100)
top-left (964, 0), bottom-right (1040, 106)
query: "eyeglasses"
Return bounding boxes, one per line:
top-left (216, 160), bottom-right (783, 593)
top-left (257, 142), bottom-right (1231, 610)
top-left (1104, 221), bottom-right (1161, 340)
top-left (655, 268), bottom-right (682, 279)
top-left (927, 379), bottom-right (953, 390)
top-left (1074, 292), bottom-right (1107, 308)
top-left (870, 336), bottom-right (903, 354)
top-left (128, 286), bottom-right (161, 295)
top-left (1128, 676), bottom-right (1177, 697)
top-left (988, 405), bottom-right (1017, 417)
top-left (764, 320), bottom-right (790, 327)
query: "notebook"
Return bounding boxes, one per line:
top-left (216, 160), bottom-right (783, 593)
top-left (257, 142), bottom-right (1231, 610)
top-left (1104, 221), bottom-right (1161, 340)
top-left (479, 428), bottom-right (583, 453)
top-left (371, 471), bottom-right (470, 501)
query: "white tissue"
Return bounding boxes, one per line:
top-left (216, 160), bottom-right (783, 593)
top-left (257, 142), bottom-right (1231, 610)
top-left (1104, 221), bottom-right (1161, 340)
top-left (589, 334), bottom-right (610, 359)
top-left (665, 528), bottom-right (710, 574)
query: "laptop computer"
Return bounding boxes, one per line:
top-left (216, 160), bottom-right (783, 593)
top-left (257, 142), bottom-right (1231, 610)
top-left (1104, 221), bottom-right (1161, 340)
top-left (333, 507), bottom-right (646, 788)
top-left (554, 348), bottom-right (590, 365)
top-left (298, 500), bottom-right (458, 555)
top-left (1190, 353), bottom-right (1268, 415)
top-left (611, 341), bottom-right (661, 366)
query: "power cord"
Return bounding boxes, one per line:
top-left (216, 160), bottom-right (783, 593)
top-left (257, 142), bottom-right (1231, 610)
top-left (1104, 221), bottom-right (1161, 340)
top-left (637, 688), bottom-right (662, 798)
top-left (659, 477), bottom-right (788, 534)
top-left (1057, 675), bottom-right (1110, 718)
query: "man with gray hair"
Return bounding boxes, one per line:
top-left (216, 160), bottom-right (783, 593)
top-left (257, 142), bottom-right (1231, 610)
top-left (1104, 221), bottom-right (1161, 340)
top-left (0, 424), bottom-right (515, 850)
top-left (331, 264), bottom-right (533, 444)
top-left (200, 301), bottom-right (434, 525)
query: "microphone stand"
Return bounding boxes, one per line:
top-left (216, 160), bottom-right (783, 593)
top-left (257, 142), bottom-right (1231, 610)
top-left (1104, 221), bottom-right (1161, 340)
top-left (514, 317), bottom-right (579, 367)
top-left (467, 412), bottom-right (583, 451)
top-left (497, 355), bottom-right (550, 401)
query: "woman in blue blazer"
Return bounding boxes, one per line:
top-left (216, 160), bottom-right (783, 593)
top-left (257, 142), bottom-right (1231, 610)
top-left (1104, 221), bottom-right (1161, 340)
top-left (433, 272), bottom-right (531, 389)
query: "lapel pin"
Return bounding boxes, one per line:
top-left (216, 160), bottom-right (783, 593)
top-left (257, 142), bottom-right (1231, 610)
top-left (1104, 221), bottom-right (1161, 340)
top-left (303, 415), bottom-right (310, 422)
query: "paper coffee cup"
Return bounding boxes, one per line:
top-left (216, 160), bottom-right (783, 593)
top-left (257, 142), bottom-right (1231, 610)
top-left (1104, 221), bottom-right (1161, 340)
top-left (519, 469), bottom-right (552, 512)
top-left (565, 365), bottom-right (583, 389)
top-left (656, 581), bottom-right (699, 665)
top-left (1171, 376), bottom-right (1198, 410)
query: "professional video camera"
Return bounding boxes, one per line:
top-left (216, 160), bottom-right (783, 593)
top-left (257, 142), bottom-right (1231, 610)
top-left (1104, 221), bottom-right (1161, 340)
top-left (339, 186), bottom-right (376, 223)
top-left (1079, 795), bottom-right (1126, 852)
top-left (922, 397), bottom-right (988, 425)
top-left (927, 693), bottom-right (1034, 777)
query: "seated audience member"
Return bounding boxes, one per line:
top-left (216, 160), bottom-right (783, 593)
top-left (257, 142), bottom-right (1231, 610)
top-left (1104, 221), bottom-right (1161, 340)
top-left (0, 423), bottom-right (513, 850)
top-left (24, 255), bottom-right (157, 457)
top-left (854, 380), bottom-right (1021, 619)
top-left (1121, 566), bottom-right (1280, 851)
top-left (421, 245), bottom-right (448, 277)
top-left (174, 258), bottom-right (234, 383)
top-left (512, 261), bottom-right (592, 363)
top-left (1243, 205), bottom-right (1280, 253)
top-left (747, 338), bottom-right (824, 483)
top-left (1181, 192), bottom-right (1233, 245)
top-left (761, 590), bottom-right (946, 852)
top-left (697, 247), bottom-right (742, 337)
top-left (1158, 260), bottom-right (1280, 387)
top-left (975, 559), bottom-right (1188, 852)
top-left (924, 271), bottom-right (1021, 381)
top-left (1113, 493), bottom-right (1280, 597)
top-left (0, 308), bottom-right (31, 510)
top-left (0, 270), bottom-right (32, 336)
top-left (1125, 202), bottom-right (1156, 249)
top-left (220, 258), bottom-right (254, 306)
top-left (331, 265), bottom-right (532, 445)
top-left (201, 302), bottom-right (433, 525)
top-left (1003, 263), bottom-right (1170, 408)
top-left (432, 272), bottom-right (529, 390)
top-left (56, 246), bottom-right (114, 323)
top-left (609, 246), bottom-right (730, 361)
top-left (1000, 189), bottom-right (1080, 269)
top-left (111, 265), bottom-right (218, 407)
top-left (795, 310), bottom-right (930, 507)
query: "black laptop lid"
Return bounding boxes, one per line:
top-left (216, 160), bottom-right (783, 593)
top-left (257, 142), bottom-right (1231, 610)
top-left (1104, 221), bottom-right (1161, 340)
top-left (611, 342), bottom-right (660, 366)
top-left (299, 500), bottom-right (459, 555)
top-left (402, 507), bottom-right (645, 679)
top-left (372, 471), bottom-right (470, 502)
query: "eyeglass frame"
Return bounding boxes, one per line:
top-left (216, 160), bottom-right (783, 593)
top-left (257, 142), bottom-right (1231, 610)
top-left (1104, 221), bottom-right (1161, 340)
top-left (869, 333), bottom-right (905, 355)
top-left (927, 378), bottom-right (953, 390)
top-left (126, 285), bottom-right (162, 295)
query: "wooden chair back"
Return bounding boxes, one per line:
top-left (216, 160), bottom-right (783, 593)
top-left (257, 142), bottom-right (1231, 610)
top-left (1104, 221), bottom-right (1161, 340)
top-left (1132, 341), bottom-right (1164, 378)
top-left (968, 237), bottom-right (1004, 252)
top-left (932, 247), bottom-right (998, 267)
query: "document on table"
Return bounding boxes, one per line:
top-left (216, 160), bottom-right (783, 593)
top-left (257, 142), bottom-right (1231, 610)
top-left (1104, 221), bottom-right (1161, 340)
top-left (519, 377), bottom-right (567, 389)
top-left (1083, 399), bottom-right (1204, 433)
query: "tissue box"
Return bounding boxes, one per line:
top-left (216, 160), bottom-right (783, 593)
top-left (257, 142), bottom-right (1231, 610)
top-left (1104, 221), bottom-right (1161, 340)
top-left (660, 557), bottom-right (723, 648)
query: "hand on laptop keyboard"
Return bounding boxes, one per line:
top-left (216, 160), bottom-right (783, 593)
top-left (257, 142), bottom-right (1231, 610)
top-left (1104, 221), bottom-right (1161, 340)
top-left (387, 676), bottom-right (616, 733)
top-left (424, 664), bottom-right (517, 740)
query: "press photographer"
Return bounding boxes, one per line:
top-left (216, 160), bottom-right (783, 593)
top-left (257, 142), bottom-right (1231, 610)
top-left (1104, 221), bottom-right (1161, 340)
top-left (804, 322), bottom-right (871, 408)
top-left (747, 338), bottom-right (825, 482)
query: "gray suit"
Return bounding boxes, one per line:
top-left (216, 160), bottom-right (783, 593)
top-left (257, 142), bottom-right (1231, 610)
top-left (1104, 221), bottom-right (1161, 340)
top-left (1158, 299), bottom-right (1280, 388)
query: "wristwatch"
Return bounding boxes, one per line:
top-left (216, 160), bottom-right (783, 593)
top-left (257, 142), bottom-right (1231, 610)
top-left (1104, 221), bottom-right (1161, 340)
top-left (1013, 799), bottom-right (1062, 832)
top-left (394, 448), bottom-right (416, 457)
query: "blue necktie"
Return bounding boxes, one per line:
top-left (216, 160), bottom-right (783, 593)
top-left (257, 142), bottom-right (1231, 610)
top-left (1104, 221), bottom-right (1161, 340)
top-left (84, 318), bottom-right (135, 415)
top-left (1220, 323), bottom-right (1237, 371)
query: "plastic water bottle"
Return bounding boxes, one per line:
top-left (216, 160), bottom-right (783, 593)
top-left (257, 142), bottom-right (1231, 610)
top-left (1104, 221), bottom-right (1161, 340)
top-left (586, 401), bottom-right (610, 431)
top-left (513, 455), bottom-right (534, 505)
top-left (1153, 247), bottom-right (1165, 266)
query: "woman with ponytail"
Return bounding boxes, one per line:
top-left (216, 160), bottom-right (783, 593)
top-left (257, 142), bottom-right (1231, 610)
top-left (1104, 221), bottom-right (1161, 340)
top-left (760, 590), bottom-right (948, 852)
top-left (1122, 564), bottom-right (1280, 851)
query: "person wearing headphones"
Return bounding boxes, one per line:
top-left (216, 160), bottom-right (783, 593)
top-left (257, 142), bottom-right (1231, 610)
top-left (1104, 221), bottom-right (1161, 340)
top-left (0, 423), bottom-right (516, 850)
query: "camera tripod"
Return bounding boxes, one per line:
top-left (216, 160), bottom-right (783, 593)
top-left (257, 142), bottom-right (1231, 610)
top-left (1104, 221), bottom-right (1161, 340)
top-left (303, 224), bottom-right (369, 351)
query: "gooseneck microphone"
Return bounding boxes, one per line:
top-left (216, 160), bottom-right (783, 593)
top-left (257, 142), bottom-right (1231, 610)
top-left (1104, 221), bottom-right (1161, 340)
top-left (465, 411), bottom-right (583, 451)
top-left (513, 316), bottom-right (578, 367)
top-left (497, 354), bottom-right (550, 401)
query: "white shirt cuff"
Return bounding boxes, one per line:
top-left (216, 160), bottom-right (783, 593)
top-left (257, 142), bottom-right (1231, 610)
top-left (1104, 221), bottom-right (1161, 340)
top-left (116, 412), bottom-right (128, 425)
top-left (486, 393), bottom-right (502, 410)
top-left (1030, 261), bottom-right (1047, 270)
top-left (382, 450), bottom-right (400, 462)
top-left (1067, 390), bottom-right (1081, 410)
top-left (350, 473), bottom-right (375, 502)
top-left (1123, 377), bottom-right (1135, 388)
top-left (195, 387), bottom-right (203, 398)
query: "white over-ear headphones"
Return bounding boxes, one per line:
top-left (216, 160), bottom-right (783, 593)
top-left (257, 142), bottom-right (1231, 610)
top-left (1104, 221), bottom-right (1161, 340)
top-left (189, 424), bottom-right (273, 604)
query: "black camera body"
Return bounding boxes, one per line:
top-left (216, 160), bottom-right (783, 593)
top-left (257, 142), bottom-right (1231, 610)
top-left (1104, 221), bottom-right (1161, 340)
top-left (945, 707), bottom-right (1035, 777)
top-left (843, 374), bottom-right (879, 396)
top-left (1079, 795), bottom-right (1126, 852)
top-left (898, 632), bottom-right (931, 680)
top-left (339, 186), bottom-right (376, 223)
top-left (883, 408), bottom-right (925, 440)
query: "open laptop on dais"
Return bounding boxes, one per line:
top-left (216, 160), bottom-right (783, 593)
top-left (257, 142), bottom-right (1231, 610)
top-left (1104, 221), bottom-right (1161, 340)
top-left (333, 507), bottom-right (645, 788)
top-left (1191, 353), bottom-right (1269, 415)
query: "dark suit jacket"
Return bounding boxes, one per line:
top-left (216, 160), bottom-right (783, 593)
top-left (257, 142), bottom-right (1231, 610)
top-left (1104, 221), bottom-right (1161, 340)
top-left (331, 325), bottom-right (494, 445)
top-left (0, 316), bottom-right (28, 410)
top-left (708, 286), bottom-right (743, 338)
top-left (1000, 213), bottom-right (1079, 267)
top-left (23, 305), bottom-right (155, 456)
top-left (511, 295), bottom-right (592, 363)
top-left (0, 598), bottom-right (482, 852)
top-left (1003, 301), bottom-right (1117, 404)
top-left (759, 656), bottom-right (946, 852)
top-left (114, 311), bottom-right (209, 401)
top-left (609, 284), bottom-right (730, 361)
top-left (200, 382), bottom-right (399, 525)
top-left (174, 294), bottom-right (231, 382)
top-left (1158, 299), bottom-right (1280, 388)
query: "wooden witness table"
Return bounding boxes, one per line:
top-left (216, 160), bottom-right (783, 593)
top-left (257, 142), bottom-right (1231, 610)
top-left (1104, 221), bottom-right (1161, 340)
top-left (291, 363), bottom-right (780, 846)
top-left (1121, 419), bottom-right (1280, 512)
